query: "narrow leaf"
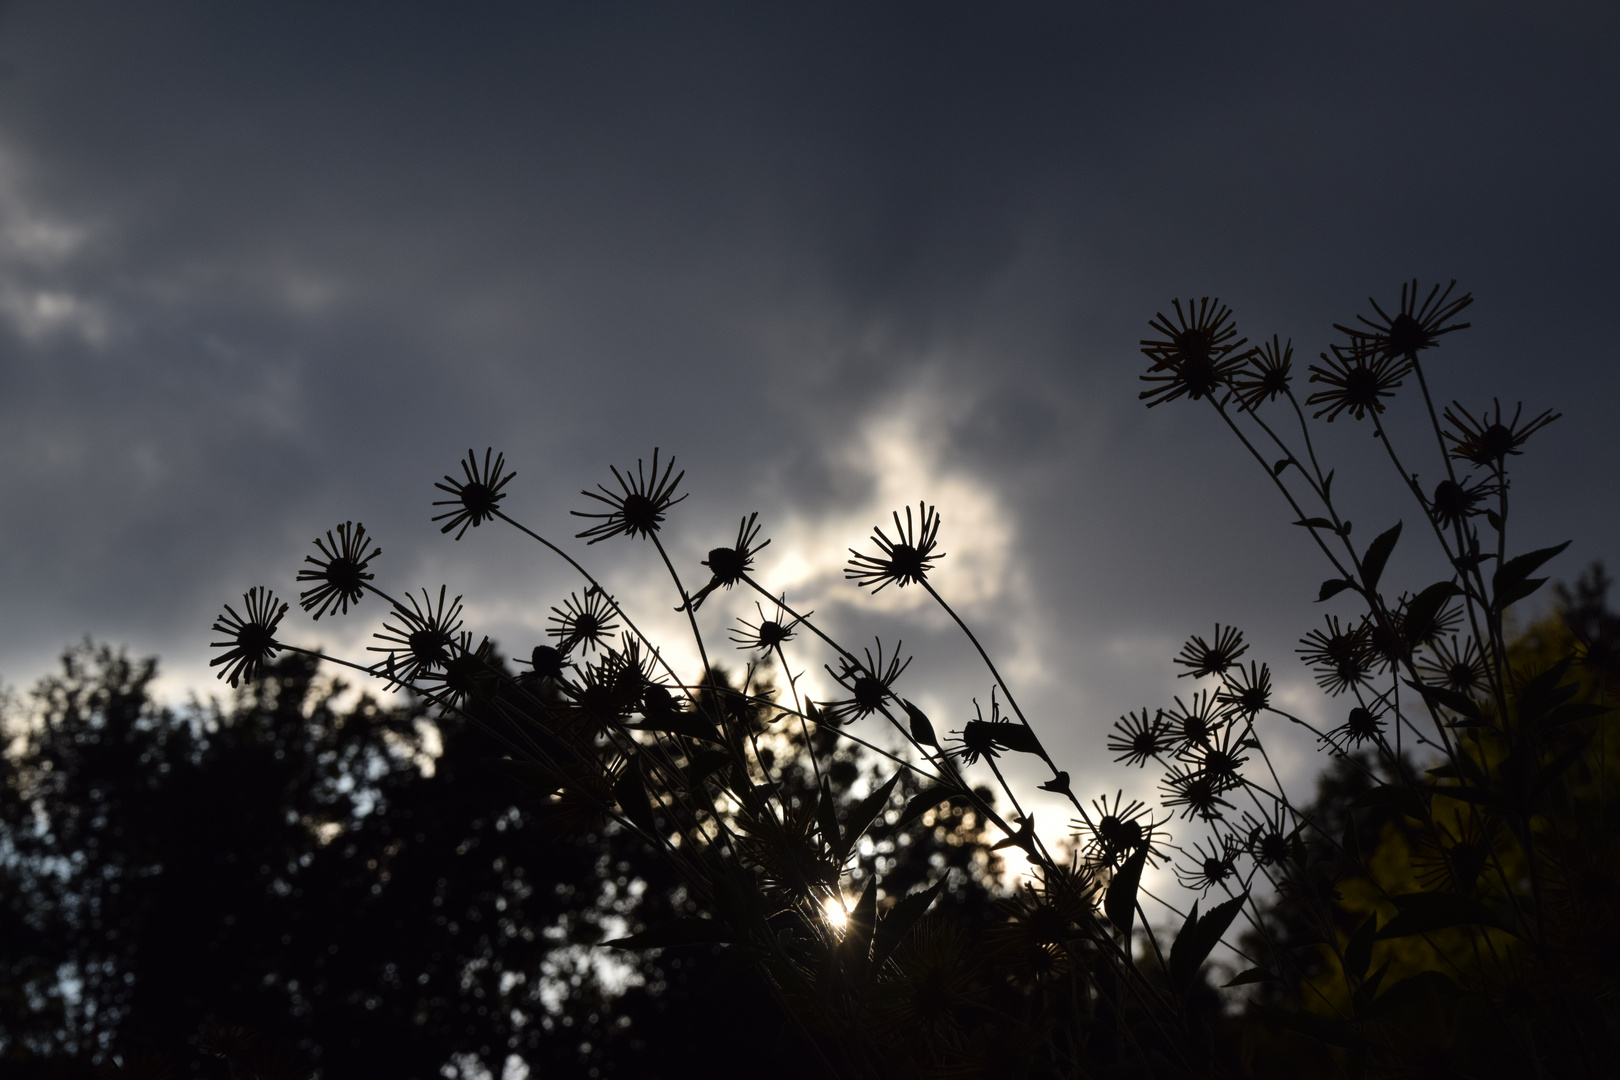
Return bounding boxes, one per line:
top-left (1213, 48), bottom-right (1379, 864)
top-left (817, 779), bottom-right (842, 854)
top-left (1422, 784), bottom-right (1509, 811)
top-left (604, 917), bottom-right (736, 950)
top-left (1402, 580), bottom-right (1462, 644)
top-left (1343, 914), bottom-right (1377, 981)
top-left (1493, 541), bottom-right (1571, 610)
top-left (835, 773), bottom-right (901, 862)
top-left (1405, 679), bottom-right (1485, 723)
top-left (1351, 961), bottom-right (1389, 1019)
top-left (1376, 891), bottom-right (1507, 940)
top-left (902, 699), bottom-right (940, 748)
top-left (988, 723), bottom-right (1044, 756)
top-left (1223, 966), bottom-right (1279, 987)
top-left (871, 877), bottom-right (947, 970)
top-left (631, 712), bottom-right (724, 743)
top-left (683, 749), bottom-right (731, 787)
top-left (1293, 517), bottom-right (1336, 530)
top-left (837, 878), bottom-right (878, 979)
top-left (898, 785), bottom-right (956, 827)
top-left (613, 762), bottom-right (657, 833)
top-left (1359, 521), bottom-right (1402, 593)
top-left (1540, 701), bottom-right (1614, 730)
top-left (1104, 843), bottom-right (1150, 942)
top-left (1169, 892), bottom-right (1247, 991)
top-left (1317, 578), bottom-right (1357, 602)
top-left (1496, 576), bottom-right (1549, 610)
top-left (1349, 785), bottom-right (1428, 819)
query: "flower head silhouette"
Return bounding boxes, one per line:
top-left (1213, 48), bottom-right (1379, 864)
top-left (433, 448), bottom-right (515, 540)
top-left (1305, 342), bottom-right (1408, 421)
top-left (548, 588), bottom-right (621, 655)
top-left (1138, 297), bottom-right (1250, 407)
top-left (1443, 399), bottom-right (1560, 468)
top-left (572, 449), bottom-right (686, 544)
top-left (1176, 834), bottom-right (1242, 893)
top-left (1075, 791), bottom-right (1164, 869)
top-left (1215, 662), bottom-right (1272, 719)
top-left (845, 503), bottom-right (943, 594)
top-left (296, 521), bottom-right (381, 619)
top-left (1106, 709), bottom-right (1170, 768)
top-left (682, 513), bottom-right (771, 612)
top-left (1323, 706), bottom-right (1385, 755)
top-left (822, 639), bottom-right (910, 725)
top-left (368, 586), bottom-right (465, 688)
top-left (1337, 279), bottom-right (1473, 361)
top-left (730, 597), bottom-right (801, 652)
top-left (1231, 336), bottom-right (1293, 412)
top-left (1173, 624), bottom-right (1248, 679)
top-left (210, 587), bottom-right (289, 687)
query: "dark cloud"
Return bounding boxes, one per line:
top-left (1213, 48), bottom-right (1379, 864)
top-left (0, 2), bottom-right (1615, 800)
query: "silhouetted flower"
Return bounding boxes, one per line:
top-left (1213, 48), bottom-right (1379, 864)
top-left (730, 597), bottom-right (801, 652)
top-left (1107, 708), bottom-right (1170, 767)
top-left (1075, 791), bottom-right (1165, 869)
top-left (1428, 475), bottom-right (1497, 531)
top-left (603, 632), bottom-right (663, 700)
top-left (1297, 615), bottom-right (1372, 696)
top-left (418, 634), bottom-right (496, 709)
top-left (1305, 342), bottom-right (1408, 421)
top-left (526, 643), bottom-right (567, 680)
top-left (1216, 662), bottom-right (1272, 719)
top-left (1443, 399), bottom-right (1560, 469)
top-left (1173, 623), bottom-right (1248, 678)
top-left (1362, 610), bottom-right (1410, 674)
top-left (368, 586), bottom-right (465, 687)
top-left (1322, 705), bottom-right (1385, 755)
top-left (432, 448), bottom-right (515, 540)
top-left (823, 640), bottom-right (910, 724)
top-left (1163, 690), bottom-right (1228, 750)
top-left (681, 513), bottom-right (771, 612)
top-left (572, 448), bottom-right (686, 544)
top-left (1411, 816), bottom-right (1497, 894)
top-left (1418, 636), bottom-right (1489, 695)
top-left (296, 521), bottom-right (381, 619)
top-left (1242, 802), bottom-right (1297, 867)
top-left (1176, 834), bottom-right (1241, 893)
top-left (845, 502), bottom-right (943, 594)
top-left (558, 654), bottom-right (641, 738)
top-left (1336, 279), bottom-right (1473, 361)
top-left (1231, 336), bottom-right (1293, 412)
top-left (1160, 763), bottom-right (1234, 822)
top-left (1138, 297), bottom-right (1250, 407)
top-left (1178, 725), bottom-right (1249, 787)
top-left (1399, 592), bottom-right (1462, 650)
top-left (210, 587), bottom-right (289, 687)
top-left (548, 588), bottom-right (620, 654)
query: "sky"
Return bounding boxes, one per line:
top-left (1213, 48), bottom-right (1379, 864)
top-left (1, 1), bottom-right (1617, 871)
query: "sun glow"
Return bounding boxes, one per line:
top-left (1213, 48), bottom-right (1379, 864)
top-left (822, 896), bottom-right (849, 931)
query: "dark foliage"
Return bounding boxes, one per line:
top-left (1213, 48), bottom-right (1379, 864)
top-left (0, 645), bottom-right (997, 1077)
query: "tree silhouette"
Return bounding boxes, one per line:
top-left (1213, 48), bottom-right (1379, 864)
top-left (0, 644), bottom-right (998, 1077)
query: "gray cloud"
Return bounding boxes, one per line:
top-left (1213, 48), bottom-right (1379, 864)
top-left (0, 2), bottom-right (1616, 811)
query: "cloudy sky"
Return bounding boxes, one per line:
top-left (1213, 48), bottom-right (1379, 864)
top-left (2, 2), bottom-right (1617, 850)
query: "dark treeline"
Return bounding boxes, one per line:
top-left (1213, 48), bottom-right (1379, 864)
top-left (0, 647), bottom-right (999, 1077)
